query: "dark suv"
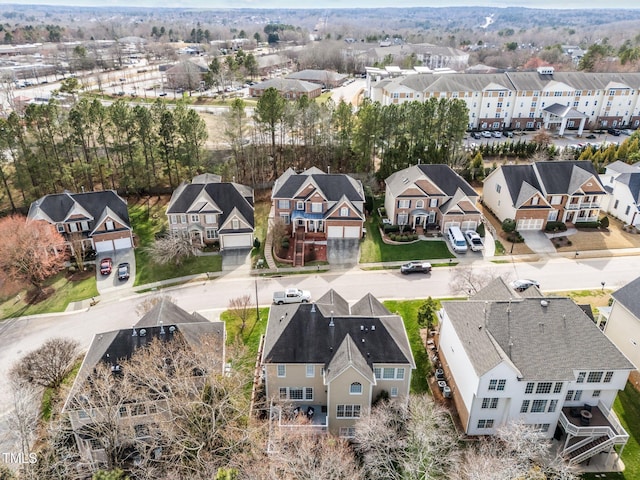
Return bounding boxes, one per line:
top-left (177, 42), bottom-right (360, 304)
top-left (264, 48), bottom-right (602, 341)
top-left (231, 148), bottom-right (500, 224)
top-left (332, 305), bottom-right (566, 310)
top-left (607, 128), bottom-right (621, 136)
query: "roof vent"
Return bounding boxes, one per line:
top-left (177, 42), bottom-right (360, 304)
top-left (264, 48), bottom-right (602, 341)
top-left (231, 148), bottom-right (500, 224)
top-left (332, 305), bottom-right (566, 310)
top-left (371, 325), bottom-right (376, 331)
top-left (311, 302), bottom-right (316, 313)
top-left (139, 328), bottom-right (147, 337)
top-left (169, 326), bottom-right (176, 334)
top-left (160, 321), bottom-right (165, 335)
top-left (132, 326), bottom-right (137, 336)
top-left (360, 325), bottom-right (364, 331)
top-left (541, 300), bottom-right (549, 307)
top-left (361, 338), bottom-right (365, 343)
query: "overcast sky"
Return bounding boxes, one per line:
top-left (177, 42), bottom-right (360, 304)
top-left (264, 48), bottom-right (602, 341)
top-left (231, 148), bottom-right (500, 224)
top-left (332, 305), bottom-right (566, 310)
top-left (0, 1), bottom-right (635, 9)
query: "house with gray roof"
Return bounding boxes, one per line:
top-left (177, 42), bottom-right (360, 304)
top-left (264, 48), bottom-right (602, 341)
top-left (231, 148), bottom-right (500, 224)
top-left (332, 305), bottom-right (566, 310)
top-left (600, 161), bottom-right (640, 227)
top-left (28, 190), bottom-right (133, 254)
top-left (438, 278), bottom-right (633, 466)
top-left (166, 173), bottom-right (254, 250)
top-left (62, 298), bottom-right (226, 467)
top-left (286, 69), bottom-right (347, 88)
top-left (272, 167), bottom-right (365, 266)
top-left (483, 161), bottom-right (607, 230)
top-left (249, 78), bottom-right (321, 100)
top-left (262, 289), bottom-right (415, 437)
top-left (384, 163), bottom-right (481, 234)
top-left (601, 276), bottom-right (640, 374)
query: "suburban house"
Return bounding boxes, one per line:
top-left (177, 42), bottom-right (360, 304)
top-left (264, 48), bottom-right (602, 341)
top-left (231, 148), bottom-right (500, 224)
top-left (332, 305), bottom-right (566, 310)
top-left (599, 276), bottom-right (640, 375)
top-left (249, 78), bottom-right (322, 100)
top-left (261, 289), bottom-right (415, 438)
top-left (166, 173), bottom-right (254, 250)
top-left (286, 69), bottom-right (347, 88)
top-left (437, 278), bottom-right (633, 465)
top-left (483, 160), bottom-right (607, 230)
top-left (62, 299), bottom-right (226, 468)
top-left (27, 190), bottom-right (134, 254)
top-left (600, 160), bottom-right (640, 227)
top-left (384, 164), bottom-right (481, 234)
top-left (271, 167), bottom-right (365, 266)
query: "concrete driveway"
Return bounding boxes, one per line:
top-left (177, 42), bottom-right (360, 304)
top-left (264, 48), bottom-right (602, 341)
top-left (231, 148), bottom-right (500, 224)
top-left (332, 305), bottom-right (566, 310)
top-left (96, 248), bottom-right (136, 293)
top-left (327, 239), bottom-right (360, 267)
top-left (519, 230), bottom-right (557, 254)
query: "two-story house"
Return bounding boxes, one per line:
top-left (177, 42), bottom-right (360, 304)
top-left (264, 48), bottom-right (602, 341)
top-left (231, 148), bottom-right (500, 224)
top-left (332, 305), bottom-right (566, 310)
top-left (62, 298), bottom-right (226, 468)
top-left (483, 160), bottom-right (607, 231)
top-left (438, 278), bottom-right (633, 466)
top-left (27, 190), bottom-right (134, 254)
top-left (385, 164), bottom-right (481, 234)
top-left (166, 173), bottom-right (254, 250)
top-left (599, 160), bottom-right (640, 227)
top-left (271, 167), bottom-right (365, 265)
top-left (262, 289), bottom-right (415, 438)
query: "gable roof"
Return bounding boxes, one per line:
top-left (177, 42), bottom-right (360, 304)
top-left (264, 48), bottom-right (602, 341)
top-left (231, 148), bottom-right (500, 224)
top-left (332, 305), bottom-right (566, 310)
top-left (386, 164), bottom-right (478, 198)
top-left (499, 164), bottom-right (543, 205)
top-left (252, 78), bottom-right (320, 94)
top-left (443, 297), bottom-right (633, 380)
top-left (167, 176), bottom-right (254, 228)
top-left (534, 161), bottom-right (604, 195)
top-left (325, 335), bottom-right (375, 384)
top-left (28, 190), bottom-right (131, 228)
top-left (611, 276), bottom-right (640, 319)
top-left (614, 172), bottom-right (640, 204)
top-left (272, 170), bottom-right (364, 205)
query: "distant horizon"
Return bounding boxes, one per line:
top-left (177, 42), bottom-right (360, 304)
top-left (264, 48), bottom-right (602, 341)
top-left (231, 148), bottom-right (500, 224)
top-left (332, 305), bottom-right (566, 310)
top-left (0, 0), bottom-right (636, 9)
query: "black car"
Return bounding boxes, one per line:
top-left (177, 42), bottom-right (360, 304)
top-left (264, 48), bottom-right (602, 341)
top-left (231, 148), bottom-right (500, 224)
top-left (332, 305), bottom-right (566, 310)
top-left (117, 262), bottom-right (130, 281)
top-left (400, 261), bottom-right (432, 274)
top-left (607, 128), bottom-right (621, 136)
top-left (585, 134), bottom-right (596, 139)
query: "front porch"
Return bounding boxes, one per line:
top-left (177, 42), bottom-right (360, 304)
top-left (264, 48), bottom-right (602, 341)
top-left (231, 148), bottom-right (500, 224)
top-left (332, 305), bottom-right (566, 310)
top-left (559, 402), bottom-right (629, 465)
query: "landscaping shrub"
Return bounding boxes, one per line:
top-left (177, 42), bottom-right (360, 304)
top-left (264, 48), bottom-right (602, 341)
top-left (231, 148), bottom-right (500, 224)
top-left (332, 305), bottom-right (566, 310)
top-left (545, 221), bottom-right (567, 232)
top-left (281, 239), bottom-right (289, 249)
top-left (575, 221), bottom-right (600, 229)
top-left (599, 216), bottom-right (609, 229)
top-left (253, 238), bottom-right (261, 248)
top-left (502, 218), bottom-right (516, 234)
top-left (476, 223), bottom-right (485, 237)
top-left (383, 224), bottom-right (400, 233)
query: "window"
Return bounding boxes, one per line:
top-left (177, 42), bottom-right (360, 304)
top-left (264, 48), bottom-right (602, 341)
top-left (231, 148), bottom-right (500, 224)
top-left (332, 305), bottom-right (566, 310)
top-left (626, 205), bottom-right (631, 216)
top-left (180, 215), bottom-right (187, 224)
top-left (531, 197), bottom-right (539, 206)
top-left (105, 220), bottom-right (115, 231)
top-left (170, 215), bottom-right (177, 225)
top-left (296, 201), bottom-right (304, 210)
top-left (429, 198), bottom-right (438, 208)
top-left (134, 424), bottom-right (150, 438)
top-left (280, 214), bottom-right (290, 225)
top-left (80, 221), bottom-right (89, 231)
top-left (306, 365), bottom-right (315, 377)
top-left (278, 200), bottom-right (290, 209)
top-left (69, 222), bottom-right (78, 233)
top-left (587, 371), bottom-right (603, 383)
top-left (604, 371), bottom-right (614, 383)
top-left (477, 419), bottom-right (494, 429)
top-left (397, 368), bottom-right (405, 380)
top-left (554, 382), bottom-right (563, 394)
top-left (337, 404), bottom-right (361, 418)
top-left (536, 382), bottom-right (552, 394)
top-left (206, 228), bottom-right (218, 240)
top-left (548, 399), bottom-right (558, 412)
top-left (531, 400), bottom-right (547, 413)
top-left (279, 387), bottom-right (287, 399)
top-left (374, 367), bottom-right (381, 379)
top-left (339, 427), bottom-right (357, 437)
top-left (577, 371), bottom-right (586, 383)
top-left (311, 202), bottom-right (322, 213)
top-left (350, 382), bottom-right (362, 394)
top-left (277, 365), bottom-right (286, 377)
top-left (148, 404), bottom-right (157, 414)
top-left (525, 382), bottom-right (534, 394)
top-left (383, 368), bottom-right (395, 379)
top-left (390, 387), bottom-right (398, 397)
top-left (289, 388), bottom-right (303, 400)
top-left (132, 404), bottom-right (146, 416)
top-left (482, 398), bottom-right (499, 409)
top-left (416, 200), bottom-right (424, 208)
top-left (534, 424), bottom-right (550, 433)
top-left (496, 184), bottom-right (502, 194)
top-left (398, 213), bottom-right (408, 225)
top-left (497, 380), bottom-right (506, 391)
top-left (398, 200), bottom-right (410, 209)
top-left (231, 219), bottom-right (239, 230)
top-left (89, 438), bottom-right (102, 450)
top-left (340, 207), bottom-right (349, 217)
top-left (574, 390), bottom-right (582, 401)
top-left (57, 224), bottom-right (65, 233)
top-left (489, 379), bottom-right (497, 390)
top-left (190, 214), bottom-right (199, 222)
top-left (205, 214), bottom-right (216, 224)
top-left (565, 390), bottom-right (574, 401)
top-left (593, 390), bottom-right (601, 398)
top-left (119, 406), bottom-right (128, 417)
top-left (520, 400), bottom-right (530, 413)
top-left (305, 387), bottom-right (313, 400)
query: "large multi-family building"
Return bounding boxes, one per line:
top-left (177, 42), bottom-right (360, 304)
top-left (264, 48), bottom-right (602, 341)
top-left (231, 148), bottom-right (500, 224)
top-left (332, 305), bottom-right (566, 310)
top-left (368, 68), bottom-right (640, 133)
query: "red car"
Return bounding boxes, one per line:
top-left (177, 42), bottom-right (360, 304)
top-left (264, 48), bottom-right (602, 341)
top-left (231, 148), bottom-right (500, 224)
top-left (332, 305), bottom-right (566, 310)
top-left (100, 258), bottom-right (113, 275)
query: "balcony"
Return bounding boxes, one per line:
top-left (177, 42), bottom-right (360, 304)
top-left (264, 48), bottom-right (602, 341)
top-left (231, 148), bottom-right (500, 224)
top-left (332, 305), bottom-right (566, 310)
top-left (565, 202), bottom-right (601, 210)
top-left (559, 401), bottom-right (629, 464)
top-left (269, 403), bottom-right (328, 433)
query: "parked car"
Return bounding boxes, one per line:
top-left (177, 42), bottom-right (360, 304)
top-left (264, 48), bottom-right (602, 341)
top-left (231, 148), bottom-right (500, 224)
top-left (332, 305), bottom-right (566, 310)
top-left (585, 134), bottom-right (596, 139)
top-left (511, 279), bottom-right (540, 292)
top-left (464, 231), bottom-right (484, 252)
top-left (505, 131), bottom-right (514, 138)
top-left (620, 129), bottom-right (633, 136)
top-left (481, 131), bottom-right (492, 138)
top-left (492, 130), bottom-right (502, 138)
top-left (117, 262), bottom-right (130, 281)
top-left (607, 128), bottom-right (621, 136)
top-left (158, 92), bottom-right (167, 97)
top-left (471, 131), bottom-right (482, 139)
top-left (400, 261), bottom-right (432, 274)
top-left (273, 288), bottom-right (311, 305)
top-left (100, 257), bottom-right (113, 275)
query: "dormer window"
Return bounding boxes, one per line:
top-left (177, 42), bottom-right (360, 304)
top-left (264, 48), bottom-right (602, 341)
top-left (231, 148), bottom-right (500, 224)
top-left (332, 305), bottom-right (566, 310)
top-left (296, 201), bottom-right (304, 210)
top-left (105, 220), bottom-right (114, 231)
top-left (340, 207), bottom-right (349, 217)
top-left (232, 219), bottom-right (240, 230)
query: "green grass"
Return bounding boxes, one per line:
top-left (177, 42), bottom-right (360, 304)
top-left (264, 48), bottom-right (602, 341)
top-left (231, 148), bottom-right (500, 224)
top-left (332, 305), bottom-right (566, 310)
top-left (494, 240), bottom-right (506, 255)
top-left (582, 381), bottom-right (640, 480)
top-left (360, 214), bottom-right (454, 263)
top-left (251, 201), bottom-right (270, 265)
top-left (40, 359), bottom-right (82, 421)
top-left (0, 272), bottom-right (98, 320)
top-left (221, 307), bottom-right (269, 355)
top-left (383, 299), bottom-right (440, 395)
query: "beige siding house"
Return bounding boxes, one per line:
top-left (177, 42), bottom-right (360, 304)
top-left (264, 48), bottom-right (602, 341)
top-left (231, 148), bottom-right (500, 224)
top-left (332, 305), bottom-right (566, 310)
top-left (262, 290), bottom-right (414, 437)
top-left (601, 277), bottom-right (640, 373)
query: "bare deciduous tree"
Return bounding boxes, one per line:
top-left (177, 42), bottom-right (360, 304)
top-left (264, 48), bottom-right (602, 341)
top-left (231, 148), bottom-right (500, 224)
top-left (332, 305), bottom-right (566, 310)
top-left (7, 377), bottom-right (40, 480)
top-left (68, 231), bottom-right (87, 271)
top-left (228, 294), bottom-right (253, 336)
top-left (135, 294), bottom-right (177, 316)
top-left (448, 265), bottom-right (504, 296)
top-left (270, 217), bottom-right (288, 251)
top-left (10, 337), bottom-right (80, 389)
top-left (145, 234), bottom-right (200, 266)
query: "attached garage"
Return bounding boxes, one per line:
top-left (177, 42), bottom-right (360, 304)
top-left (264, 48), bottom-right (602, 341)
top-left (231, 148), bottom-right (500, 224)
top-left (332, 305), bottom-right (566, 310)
top-left (461, 220), bottom-right (478, 232)
top-left (517, 218), bottom-right (544, 230)
top-left (94, 240), bottom-right (113, 253)
top-left (221, 234), bottom-right (252, 249)
top-left (343, 226), bottom-right (361, 238)
top-left (113, 237), bottom-right (133, 250)
top-left (327, 226), bottom-right (344, 238)
top-left (443, 221), bottom-right (460, 232)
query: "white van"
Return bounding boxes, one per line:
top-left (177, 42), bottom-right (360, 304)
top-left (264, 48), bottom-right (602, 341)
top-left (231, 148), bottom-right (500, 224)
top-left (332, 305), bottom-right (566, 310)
top-left (447, 226), bottom-right (468, 253)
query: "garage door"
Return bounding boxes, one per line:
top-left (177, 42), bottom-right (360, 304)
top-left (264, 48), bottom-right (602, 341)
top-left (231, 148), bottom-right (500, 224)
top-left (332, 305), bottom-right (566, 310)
top-left (221, 234), bottom-right (252, 249)
top-left (461, 221), bottom-right (477, 232)
top-left (113, 237), bottom-right (132, 250)
top-left (343, 226), bottom-right (361, 238)
top-left (517, 218), bottom-right (544, 230)
top-left (94, 240), bottom-right (113, 253)
top-left (443, 221), bottom-right (460, 232)
top-left (327, 226), bottom-right (343, 238)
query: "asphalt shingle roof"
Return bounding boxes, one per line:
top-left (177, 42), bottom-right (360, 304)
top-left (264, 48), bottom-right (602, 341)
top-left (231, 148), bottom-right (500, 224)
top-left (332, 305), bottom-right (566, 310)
top-left (28, 190), bottom-right (130, 227)
top-left (611, 276), bottom-right (640, 319)
top-left (272, 172), bottom-right (364, 204)
top-left (534, 161), bottom-right (603, 195)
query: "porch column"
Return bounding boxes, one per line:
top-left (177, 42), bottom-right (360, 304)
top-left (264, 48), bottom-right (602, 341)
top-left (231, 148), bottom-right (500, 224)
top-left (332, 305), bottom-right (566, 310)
top-left (559, 117), bottom-right (568, 136)
top-left (543, 113), bottom-right (551, 130)
top-left (577, 117), bottom-right (586, 136)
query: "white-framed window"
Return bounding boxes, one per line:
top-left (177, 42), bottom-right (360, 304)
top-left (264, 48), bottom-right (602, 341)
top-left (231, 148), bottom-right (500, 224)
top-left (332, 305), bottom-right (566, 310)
top-left (280, 214), bottom-right (290, 225)
top-left (548, 210), bottom-right (558, 221)
top-left (148, 404), bottom-right (157, 414)
top-left (531, 400), bottom-right (547, 413)
top-left (390, 387), bottom-right (398, 397)
top-left (416, 200), bottom-right (424, 208)
top-left (536, 382), bottom-right (552, 394)
top-left (604, 371), bottom-right (614, 383)
top-left (593, 390), bottom-right (601, 398)
top-left (531, 197), bottom-right (539, 206)
top-left (577, 371), bottom-right (586, 383)
top-left (80, 221), bottom-right (89, 231)
top-left (277, 365), bottom-right (286, 377)
top-left (289, 387), bottom-right (303, 400)
top-left (170, 215), bottom-right (177, 225)
top-left (339, 427), bottom-right (356, 438)
top-left (477, 419), bottom-right (494, 429)
top-left (296, 201), bottom-right (304, 210)
top-left (119, 406), bottom-right (128, 417)
top-left (178, 215), bottom-right (185, 224)
top-left (279, 387), bottom-right (287, 399)
top-left (548, 399), bottom-right (558, 412)
top-left (398, 199), bottom-right (410, 209)
top-left (89, 438), bottom-right (102, 450)
top-left (206, 229), bottom-right (218, 240)
top-left (525, 382), bottom-right (534, 394)
top-left (429, 198), bottom-right (438, 207)
top-left (69, 223), bottom-right (78, 233)
top-left (311, 202), bottom-right (322, 213)
top-left (336, 404), bottom-right (361, 418)
top-left (306, 365), bottom-right (315, 377)
top-left (350, 382), bottom-right (362, 394)
top-left (56, 224), bottom-right (65, 233)
top-left (554, 382), bottom-right (563, 393)
top-left (565, 390), bottom-right (574, 401)
top-left (397, 368), bottom-right (405, 379)
top-left (374, 367), bottom-right (381, 379)
top-left (278, 200), bottom-right (290, 209)
top-left (190, 214), bottom-right (199, 222)
top-left (398, 213), bottom-right (408, 225)
top-left (340, 207), bottom-right (349, 217)
top-left (279, 387), bottom-right (312, 400)
top-left (131, 404), bottom-right (146, 416)
top-left (574, 390), bottom-right (582, 401)
top-left (534, 423), bottom-right (550, 433)
top-left (205, 214), bottom-right (216, 224)
top-left (482, 398), bottom-right (499, 409)
top-left (587, 371), bottom-right (603, 383)
top-left (489, 379), bottom-right (506, 391)
top-left (520, 400), bottom-right (530, 413)
top-left (383, 368), bottom-right (395, 379)
top-left (232, 219), bottom-right (240, 230)
top-left (496, 184), bottom-right (501, 194)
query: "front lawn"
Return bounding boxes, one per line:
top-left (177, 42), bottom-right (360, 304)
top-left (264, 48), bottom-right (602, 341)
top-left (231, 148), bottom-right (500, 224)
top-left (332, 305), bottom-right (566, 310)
top-left (251, 200), bottom-right (271, 265)
top-left (360, 214), bottom-right (453, 263)
top-left (221, 306), bottom-right (269, 355)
